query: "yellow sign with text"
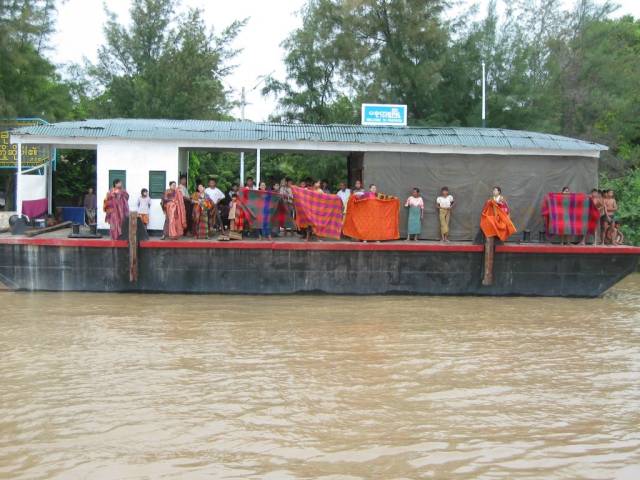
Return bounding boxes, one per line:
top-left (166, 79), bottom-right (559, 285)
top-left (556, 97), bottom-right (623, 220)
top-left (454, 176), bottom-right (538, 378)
top-left (0, 119), bottom-right (51, 168)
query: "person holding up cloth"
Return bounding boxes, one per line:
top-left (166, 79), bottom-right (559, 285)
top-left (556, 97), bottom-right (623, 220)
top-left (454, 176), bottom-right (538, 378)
top-left (436, 187), bottom-right (454, 242)
top-left (161, 181), bottom-right (186, 240)
top-left (103, 179), bottom-right (129, 240)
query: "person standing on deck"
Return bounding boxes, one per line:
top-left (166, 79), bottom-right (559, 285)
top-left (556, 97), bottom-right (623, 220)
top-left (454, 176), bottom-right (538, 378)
top-left (589, 189), bottom-right (605, 245)
top-left (137, 188), bottom-right (152, 229)
top-left (205, 178), bottom-right (225, 234)
top-left (602, 189), bottom-right (618, 243)
top-left (227, 183), bottom-right (239, 203)
top-left (352, 180), bottom-right (365, 196)
top-left (178, 175), bottom-right (192, 235)
top-left (103, 179), bottom-right (129, 240)
top-left (83, 187), bottom-right (97, 225)
top-left (337, 182), bottom-right (351, 213)
top-left (191, 183), bottom-right (213, 239)
top-left (161, 181), bottom-right (186, 240)
top-left (436, 187), bottom-right (454, 242)
top-left (405, 188), bottom-right (424, 241)
top-left (245, 177), bottom-right (257, 190)
top-left (492, 186), bottom-right (510, 215)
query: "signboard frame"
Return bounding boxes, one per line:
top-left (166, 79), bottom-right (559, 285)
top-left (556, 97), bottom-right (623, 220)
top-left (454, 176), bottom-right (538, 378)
top-left (361, 103), bottom-right (408, 127)
top-left (0, 118), bottom-right (51, 169)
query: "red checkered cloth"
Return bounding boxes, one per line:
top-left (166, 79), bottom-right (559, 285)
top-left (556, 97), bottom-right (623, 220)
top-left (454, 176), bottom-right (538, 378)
top-left (291, 186), bottom-right (344, 239)
top-left (541, 192), bottom-right (600, 236)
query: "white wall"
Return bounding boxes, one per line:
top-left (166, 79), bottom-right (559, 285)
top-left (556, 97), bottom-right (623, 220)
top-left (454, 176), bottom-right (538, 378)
top-left (97, 140), bottom-right (179, 231)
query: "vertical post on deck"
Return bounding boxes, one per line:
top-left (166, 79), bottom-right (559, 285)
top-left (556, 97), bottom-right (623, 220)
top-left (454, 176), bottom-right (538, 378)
top-left (47, 157), bottom-right (53, 215)
top-left (16, 141), bottom-right (22, 216)
top-left (481, 61), bottom-right (486, 129)
top-left (129, 211), bottom-right (138, 283)
top-left (256, 148), bottom-right (261, 187)
top-left (482, 236), bottom-right (495, 286)
top-left (240, 86), bottom-right (246, 187)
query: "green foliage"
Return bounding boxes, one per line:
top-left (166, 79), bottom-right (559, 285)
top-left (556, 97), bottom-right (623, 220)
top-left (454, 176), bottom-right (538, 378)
top-left (0, 0), bottom-right (72, 119)
top-left (85, 0), bottom-right (246, 119)
top-left (186, 150), bottom-right (348, 194)
top-left (54, 149), bottom-right (96, 205)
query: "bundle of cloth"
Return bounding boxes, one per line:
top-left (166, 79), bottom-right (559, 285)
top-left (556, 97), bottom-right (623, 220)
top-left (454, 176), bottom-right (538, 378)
top-left (235, 188), bottom-right (289, 236)
top-left (480, 199), bottom-right (517, 241)
top-left (342, 194), bottom-right (400, 241)
top-left (541, 192), bottom-right (600, 236)
top-left (291, 186), bottom-right (344, 239)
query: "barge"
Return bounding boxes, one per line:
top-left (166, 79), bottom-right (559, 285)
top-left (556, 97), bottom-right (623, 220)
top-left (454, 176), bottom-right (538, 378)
top-left (4, 119), bottom-right (637, 297)
top-left (0, 235), bottom-right (638, 297)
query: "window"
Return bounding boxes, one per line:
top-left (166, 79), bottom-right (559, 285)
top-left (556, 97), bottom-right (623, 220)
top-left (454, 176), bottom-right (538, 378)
top-left (149, 170), bottom-right (166, 199)
top-left (108, 170), bottom-right (126, 190)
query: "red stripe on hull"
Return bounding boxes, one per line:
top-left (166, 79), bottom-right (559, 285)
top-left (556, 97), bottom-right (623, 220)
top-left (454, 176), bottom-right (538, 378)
top-left (1, 236), bottom-right (639, 255)
top-left (0, 237), bottom-right (127, 248)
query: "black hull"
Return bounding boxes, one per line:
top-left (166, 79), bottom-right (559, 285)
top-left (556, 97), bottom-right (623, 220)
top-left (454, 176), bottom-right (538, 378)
top-left (0, 242), bottom-right (637, 297)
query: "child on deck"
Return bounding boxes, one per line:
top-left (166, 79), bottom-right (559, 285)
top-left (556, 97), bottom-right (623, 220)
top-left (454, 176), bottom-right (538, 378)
top-left (228, 193), bottom-right (238, 232)
top-left (436, 187), bottom-right (454, 242)
top-left (589, 189), bottom-right (604, 245)
top-left (137, 188), bottom-right (151, 228)
top-left (602, 189), bottom-right (618, 245)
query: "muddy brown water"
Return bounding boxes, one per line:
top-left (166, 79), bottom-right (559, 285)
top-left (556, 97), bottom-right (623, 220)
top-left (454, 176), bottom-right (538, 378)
top-left (1, 277), bottom-right (640, 479)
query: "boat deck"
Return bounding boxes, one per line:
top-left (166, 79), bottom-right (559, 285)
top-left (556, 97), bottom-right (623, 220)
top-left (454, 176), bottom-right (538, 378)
top-left (1, 230), bottom-right (639, 254)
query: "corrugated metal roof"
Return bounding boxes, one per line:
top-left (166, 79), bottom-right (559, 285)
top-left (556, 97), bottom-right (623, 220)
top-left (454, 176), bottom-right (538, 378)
top-left (11, 118), bottom-right (607, 152)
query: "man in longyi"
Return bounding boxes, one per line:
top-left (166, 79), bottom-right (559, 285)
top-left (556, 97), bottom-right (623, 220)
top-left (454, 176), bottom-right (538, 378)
top-left (103, 179), bottom-right (129, 240)
top-left (161, 181), bottom-right (187, 240)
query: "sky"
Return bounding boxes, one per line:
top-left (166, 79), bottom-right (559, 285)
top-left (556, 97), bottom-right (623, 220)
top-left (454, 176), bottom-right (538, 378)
top-left (49, 0), bottom-right (640, 122)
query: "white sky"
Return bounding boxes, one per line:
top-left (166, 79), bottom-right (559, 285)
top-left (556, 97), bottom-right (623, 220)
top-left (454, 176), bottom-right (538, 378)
top-left (49, 0), bottom-right (640, 122)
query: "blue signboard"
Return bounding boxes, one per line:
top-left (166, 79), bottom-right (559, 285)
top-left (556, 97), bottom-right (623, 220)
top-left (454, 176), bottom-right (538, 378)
top-left (361, 104), bottom-right (407, 126)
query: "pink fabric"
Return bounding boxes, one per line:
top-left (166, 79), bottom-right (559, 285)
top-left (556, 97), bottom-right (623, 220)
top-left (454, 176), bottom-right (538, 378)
top-left (22, 198), bottom-right (48, 218)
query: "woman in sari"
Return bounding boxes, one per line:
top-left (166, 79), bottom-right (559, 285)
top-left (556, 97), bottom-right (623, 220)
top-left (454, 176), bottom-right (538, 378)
top-left (191, 183), bottom-right (213, 239)
top-left (161, 181), bottom-right (187, 240)
top-left (103, 179), bottom-right (129, 240)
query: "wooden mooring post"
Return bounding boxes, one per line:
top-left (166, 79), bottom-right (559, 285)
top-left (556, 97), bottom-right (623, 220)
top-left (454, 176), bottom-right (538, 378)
top-left (481, 236), bottom-right (495, 286)
top-left (129, 212), bottom-right (138, 283)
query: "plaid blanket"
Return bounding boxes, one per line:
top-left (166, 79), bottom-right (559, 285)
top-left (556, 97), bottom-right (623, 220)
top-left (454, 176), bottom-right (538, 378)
top-left (291, 186), bottom-right (344, 239)
top-left (541, 192), bottom-right (600, 236)
top-left (236, 188), bottom-right (286, 235)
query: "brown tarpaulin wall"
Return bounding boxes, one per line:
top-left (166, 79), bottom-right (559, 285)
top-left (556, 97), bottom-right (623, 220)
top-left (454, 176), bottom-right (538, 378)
top-left (364, 152), bottom-right (598, 241)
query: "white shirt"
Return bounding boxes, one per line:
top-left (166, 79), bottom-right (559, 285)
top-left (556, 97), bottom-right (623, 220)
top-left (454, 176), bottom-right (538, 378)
top-left (436, 195), bottom-right (454, 208)
top-left (205, 187), bottom-right (225, 205)
top-left (337, 188), bottom-right (351, 208)
top-left (137, 196), bottom-right (152, 214)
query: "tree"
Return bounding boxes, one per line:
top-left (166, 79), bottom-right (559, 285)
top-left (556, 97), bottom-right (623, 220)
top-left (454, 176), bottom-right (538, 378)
top-left (265, 0), bottom-right (452, 124)
top-left (0, 0), bottom-right (72, 119)
top-left (87, 0), bottom-right (246, 119)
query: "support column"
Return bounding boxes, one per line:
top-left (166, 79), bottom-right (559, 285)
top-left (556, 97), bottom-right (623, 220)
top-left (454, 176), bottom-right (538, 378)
top-left (240, 151), bottom-right (245, 186)
top-left (256, 148), bottom-right (261, 187)
top-left (47, 158), bottom-right (53, 215)
top-left (15, 141), bottom-right (22, 215)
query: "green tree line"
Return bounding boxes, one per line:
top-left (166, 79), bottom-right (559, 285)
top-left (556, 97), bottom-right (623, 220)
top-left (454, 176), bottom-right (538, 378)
top-left (2, 0), bottom-right (640, 242)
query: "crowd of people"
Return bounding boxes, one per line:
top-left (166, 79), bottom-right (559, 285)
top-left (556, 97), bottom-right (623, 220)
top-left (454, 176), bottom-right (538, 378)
top-left (98, 176), bottom-right (623, 245)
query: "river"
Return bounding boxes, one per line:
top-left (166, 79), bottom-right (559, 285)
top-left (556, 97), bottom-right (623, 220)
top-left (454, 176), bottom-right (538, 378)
top-left (1, 277), bottom-right (640, 479)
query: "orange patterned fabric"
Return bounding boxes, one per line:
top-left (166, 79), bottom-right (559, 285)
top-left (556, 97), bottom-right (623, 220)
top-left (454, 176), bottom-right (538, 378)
top-left (480, 199), bottom-right (517, 241)
top-left (343, 195), bottom-right (400, 241)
